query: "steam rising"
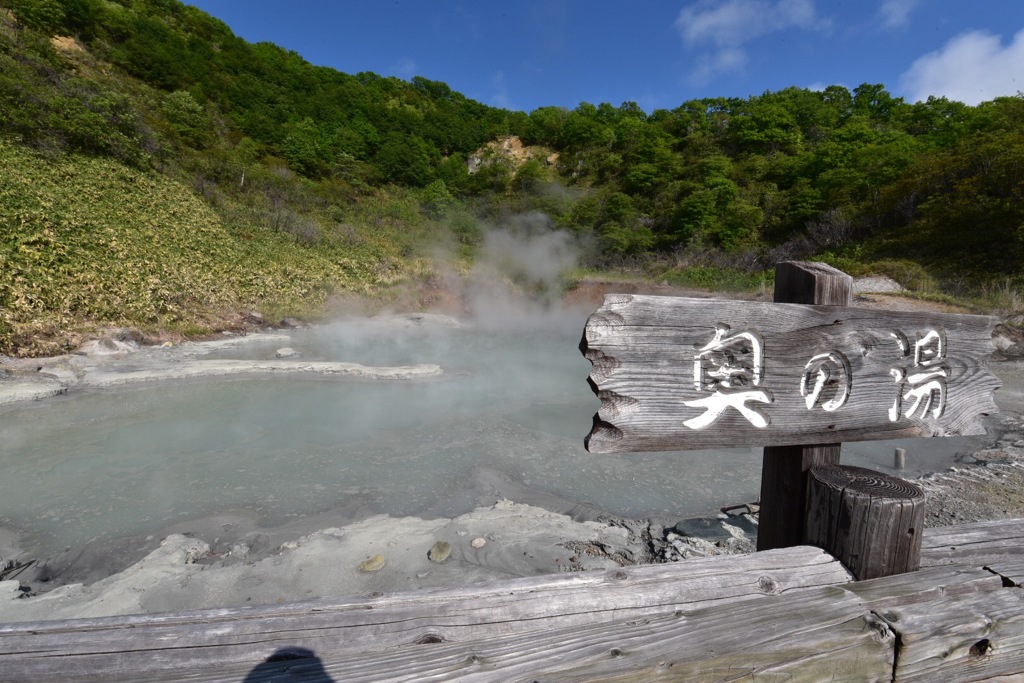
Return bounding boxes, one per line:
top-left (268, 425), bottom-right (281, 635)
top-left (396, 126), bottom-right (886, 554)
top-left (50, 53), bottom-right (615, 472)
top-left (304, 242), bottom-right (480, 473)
top-left (477, 212), bottom-right (577, 300)
top-left (457, 211), bottom-right (588, 333)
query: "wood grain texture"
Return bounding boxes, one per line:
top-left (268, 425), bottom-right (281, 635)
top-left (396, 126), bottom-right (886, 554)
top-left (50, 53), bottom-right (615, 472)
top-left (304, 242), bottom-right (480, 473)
top-left (877, 589), bottom-right (1024, 682)
top-left (758, 442), bottom-right (841, 550)
top-left (758, 261), bottom-right (849, 551)
top-left (581, 294), bottom-right (999, 452)
top-left (921, 518), bottom-right (1024, 568)
top-left (983, 558), bottom-right (1024, 587)
top-left (773, 260), bottom-right (853, 306)
top-left (5, 519), bottom-right (1024, 681)
top-left (140, 587), bottom-right (894, 683)
top-left (805, 464), bottom-right (926, 579)
top-left (0, 547), bottom-right (852, 682)
top-left (845, 564), bottom-right (1003, 609)
top-left (278, 586), bottom-right (895, 683)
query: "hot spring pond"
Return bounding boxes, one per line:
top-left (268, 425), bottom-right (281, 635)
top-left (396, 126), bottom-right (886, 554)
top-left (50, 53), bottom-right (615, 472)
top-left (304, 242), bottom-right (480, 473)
top-left (0, 314), bottom-right (987, 562)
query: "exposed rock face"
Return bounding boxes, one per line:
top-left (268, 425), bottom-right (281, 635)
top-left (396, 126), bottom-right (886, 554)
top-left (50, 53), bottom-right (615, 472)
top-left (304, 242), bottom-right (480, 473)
top-left (467, 136), bottom-right (558, 175)
top-left (994, 322), bottom-right (1024, 357)
top-left (851, 276), bottom-right (904, 294)
top-left (75, 337), bottom-right (139, 358)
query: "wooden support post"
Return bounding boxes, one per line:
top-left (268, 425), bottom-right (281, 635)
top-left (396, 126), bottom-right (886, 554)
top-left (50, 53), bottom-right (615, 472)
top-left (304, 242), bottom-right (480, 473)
top-left (757, 261), bottom-right (852, 551)
top-left (804, 463), bottom-right (925, 579)
top-left (894, 447), bottom-right (907, 470)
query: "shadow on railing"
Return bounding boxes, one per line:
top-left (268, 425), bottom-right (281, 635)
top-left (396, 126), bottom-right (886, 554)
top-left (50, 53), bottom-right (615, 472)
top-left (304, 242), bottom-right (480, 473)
top-left (243, 647), bottom-right (336, 682)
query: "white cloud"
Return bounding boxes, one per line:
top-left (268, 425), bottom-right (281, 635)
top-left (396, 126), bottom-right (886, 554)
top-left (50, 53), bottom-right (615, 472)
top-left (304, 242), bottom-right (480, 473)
top-left (878, 0), bottom-right (921, 29)
top-left (675, 0), bottom-right (828, 80)
top-left (899, 29), bottom-right (1024, 105)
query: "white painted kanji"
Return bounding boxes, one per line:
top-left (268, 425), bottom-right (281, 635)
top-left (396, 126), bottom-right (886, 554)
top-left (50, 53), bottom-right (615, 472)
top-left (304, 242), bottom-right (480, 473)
top-left (684, 324), bottom-right (772, 429)
top-left (800, 351), bottom-right (852, 412)
top-left (888, 329), bottom-right (949, 421)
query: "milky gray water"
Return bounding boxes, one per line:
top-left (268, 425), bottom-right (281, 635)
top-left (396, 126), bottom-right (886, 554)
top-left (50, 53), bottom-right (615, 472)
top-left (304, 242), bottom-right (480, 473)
top-left (0, 313), bottom-right (987, 561)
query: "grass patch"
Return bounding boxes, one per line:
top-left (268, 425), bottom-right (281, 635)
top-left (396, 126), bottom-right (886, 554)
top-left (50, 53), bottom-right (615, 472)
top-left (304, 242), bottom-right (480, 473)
top-left (0, 138), bottom-right (413, 355)
top-left (565, 264), bottom-right (773, 296)
top-left (659, 266), bottom-right (773, 293)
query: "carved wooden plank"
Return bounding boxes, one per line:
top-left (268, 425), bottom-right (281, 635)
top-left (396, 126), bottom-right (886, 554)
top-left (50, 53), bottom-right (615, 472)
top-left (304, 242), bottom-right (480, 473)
top-left (0, 547), bottom-right (852, 682)
top-left (581, 294), bottom-right (999, 452)
top-left (877, 589), bottom-right (1024, 682)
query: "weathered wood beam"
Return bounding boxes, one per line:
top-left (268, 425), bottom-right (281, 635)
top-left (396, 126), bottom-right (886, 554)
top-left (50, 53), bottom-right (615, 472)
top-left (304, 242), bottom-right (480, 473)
top-left (4, 523), bottom-right (1024, 682)
top-left (773, 260), bottom-right (854, 306)
top-left (759, 261), bottom-right (850, 550)
top-left (844, 564), bottom-right (1003, 609)
top-left (983, 558), bottom-right (1024, 587)
top-left (759, 442), bottom-right (842, 550)
top-left (291, 587), bottom-right (895, 683)
top-left (0, 547), bottom-right (851, 682)
top-left (877, 589), bottom-right (1024, 682)
top-left (921, 518), bottom-right (1024, 568)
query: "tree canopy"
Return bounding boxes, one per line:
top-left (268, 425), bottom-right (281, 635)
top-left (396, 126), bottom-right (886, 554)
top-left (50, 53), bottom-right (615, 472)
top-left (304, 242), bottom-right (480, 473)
top-left (2, 0), bottom-right (1023, 287)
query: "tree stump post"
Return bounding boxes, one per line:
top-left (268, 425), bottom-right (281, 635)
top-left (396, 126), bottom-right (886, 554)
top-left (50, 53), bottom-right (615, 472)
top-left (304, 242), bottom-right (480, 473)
top-left (804, 463), bottom-right (925, 579)
top-left (757, 262), bottom-right (852, 551)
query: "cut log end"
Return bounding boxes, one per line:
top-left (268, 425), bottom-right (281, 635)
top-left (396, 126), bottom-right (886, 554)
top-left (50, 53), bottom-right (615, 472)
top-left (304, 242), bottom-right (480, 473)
top-left (810, 464), bottom-right (924, 501)
top-left (805, 463), bottom-right (925, 580)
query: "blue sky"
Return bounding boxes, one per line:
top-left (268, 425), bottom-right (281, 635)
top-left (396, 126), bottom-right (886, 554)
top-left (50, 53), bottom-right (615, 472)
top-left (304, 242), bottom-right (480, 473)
top-left (185, 1), bottom-right (1024, 112)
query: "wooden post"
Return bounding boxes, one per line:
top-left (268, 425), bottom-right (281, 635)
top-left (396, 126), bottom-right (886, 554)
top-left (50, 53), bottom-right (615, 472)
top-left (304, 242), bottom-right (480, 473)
top-left (804, 463), bottom-right (925, 579)
top-left (757, 262), bottom-right (852, 551)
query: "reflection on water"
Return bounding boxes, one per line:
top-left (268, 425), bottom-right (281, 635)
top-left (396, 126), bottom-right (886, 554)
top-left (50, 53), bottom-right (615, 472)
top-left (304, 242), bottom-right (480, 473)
top-left (0, 315), bottom-right (988, 560)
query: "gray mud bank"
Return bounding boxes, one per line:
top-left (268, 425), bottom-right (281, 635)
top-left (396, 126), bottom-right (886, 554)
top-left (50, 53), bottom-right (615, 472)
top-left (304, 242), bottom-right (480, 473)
top-left (0, 323), bottom-right (444, 406)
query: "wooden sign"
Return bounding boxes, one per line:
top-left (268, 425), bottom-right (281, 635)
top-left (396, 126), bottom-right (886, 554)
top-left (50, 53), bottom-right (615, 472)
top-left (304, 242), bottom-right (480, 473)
top-left (581, 294), bottom-right (999, 453)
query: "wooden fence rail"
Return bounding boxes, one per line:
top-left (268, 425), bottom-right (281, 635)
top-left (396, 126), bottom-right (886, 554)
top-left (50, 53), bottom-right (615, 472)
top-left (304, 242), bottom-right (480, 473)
top-left (3, 518), bottom-right (1024, 681)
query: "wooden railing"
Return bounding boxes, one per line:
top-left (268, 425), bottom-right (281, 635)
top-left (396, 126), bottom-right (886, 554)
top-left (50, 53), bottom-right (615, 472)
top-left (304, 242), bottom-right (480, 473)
top-left (2, 518), bottom-right (1024, 681)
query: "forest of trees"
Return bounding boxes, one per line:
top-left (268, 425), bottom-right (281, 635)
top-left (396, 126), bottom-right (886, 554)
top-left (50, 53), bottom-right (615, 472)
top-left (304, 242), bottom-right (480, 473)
top-left (2, 0), bottom-right (1024, 302)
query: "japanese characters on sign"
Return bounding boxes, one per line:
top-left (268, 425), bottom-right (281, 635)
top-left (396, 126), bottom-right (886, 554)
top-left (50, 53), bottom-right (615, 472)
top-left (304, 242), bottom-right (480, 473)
top-left (581, 293), bottom-right (998, 452)
top-left (801, 352), bottom-right (852, 413)
top-left (888, 329), bottom-right (948, 422)
top-left (681, 324), bottom-right (949, 431)
top-left (683, 324), bottom-right (772, 430)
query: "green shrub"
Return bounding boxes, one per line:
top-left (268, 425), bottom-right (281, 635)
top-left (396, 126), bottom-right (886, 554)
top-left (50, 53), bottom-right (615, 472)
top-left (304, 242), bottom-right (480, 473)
top-left (867, 259), bottom-right (938, 292)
